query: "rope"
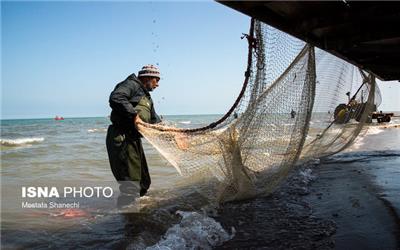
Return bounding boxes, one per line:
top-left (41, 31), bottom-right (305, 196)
top-left (139, 18), bottom-right (256, 133)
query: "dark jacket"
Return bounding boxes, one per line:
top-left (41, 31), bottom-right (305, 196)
top-left (109, 73), bottom-right (160, 136)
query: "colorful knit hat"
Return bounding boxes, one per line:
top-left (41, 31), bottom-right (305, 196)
top-left (138, 64), bottom-right (160, 79)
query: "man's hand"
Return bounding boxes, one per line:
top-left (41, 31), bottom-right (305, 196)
top-left (174, 134), bottom-right (189, 150)
top-left (134, 115), bottom-right (144, 129)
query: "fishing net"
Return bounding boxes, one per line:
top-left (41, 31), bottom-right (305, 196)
top-left (138, 19), bottom-right (378, 203)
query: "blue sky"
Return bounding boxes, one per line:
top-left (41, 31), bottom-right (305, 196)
top-left (1, 1), bottom-right (399, 119)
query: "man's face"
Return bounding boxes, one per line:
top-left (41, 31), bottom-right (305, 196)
top-left (144, 77), bottom-right (160, 91)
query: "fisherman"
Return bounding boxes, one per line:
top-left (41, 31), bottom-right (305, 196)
top-left (106, 65), bottom-right (161, 197)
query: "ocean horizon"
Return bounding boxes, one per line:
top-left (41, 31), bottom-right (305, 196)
top-left (0, 113), bottom-right (228, 121)
top-left (2, 110), bottom-right (399, 121)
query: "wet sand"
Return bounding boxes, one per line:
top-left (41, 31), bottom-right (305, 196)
top-left (305, 153), bottom-right (400, 250)
top-left (216, 152), bottom-right (400, 249)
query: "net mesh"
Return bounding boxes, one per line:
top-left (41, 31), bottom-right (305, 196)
top-left (138, 19), bottom-right (378, 203)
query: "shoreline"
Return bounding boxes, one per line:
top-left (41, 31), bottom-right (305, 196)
top-left (216, 150), bottom-right (400, 249)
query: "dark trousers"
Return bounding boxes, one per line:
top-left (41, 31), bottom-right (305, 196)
top-left (106, 125), bottom-right (151, 196)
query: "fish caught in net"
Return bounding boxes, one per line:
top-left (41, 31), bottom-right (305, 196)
top-left (138, 19), bottom-right (379, 203)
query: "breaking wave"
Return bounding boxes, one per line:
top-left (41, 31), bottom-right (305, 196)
top-left (146, 211), bottom-right (234, 250)
top-left (0, 137), bottom-right (44, 146)
top-left (87, 128), bottom-right (107, 133)
top-left (366, 126), bottom-right (385, 135)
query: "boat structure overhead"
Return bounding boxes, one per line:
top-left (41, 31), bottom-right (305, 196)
top-left (219, 1), bottom-right (400, 81)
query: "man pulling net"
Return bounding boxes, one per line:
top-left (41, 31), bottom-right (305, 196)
top-left (106, 65), bottom-right (162, 197)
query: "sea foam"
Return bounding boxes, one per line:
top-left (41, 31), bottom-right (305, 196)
top-left (146, 211), bottom-right (234, 250)
top-left (366, 126), bottom-right (385, 135)
top-left (0, 137), bottom-right (44, 146)
top-left (87, 128), bottom-right (107, 133)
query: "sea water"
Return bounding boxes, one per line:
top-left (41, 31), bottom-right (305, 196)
top-left (1, 114), bottom-right (399, 249)
top-left (1, 115), bottom-right (230, 249)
